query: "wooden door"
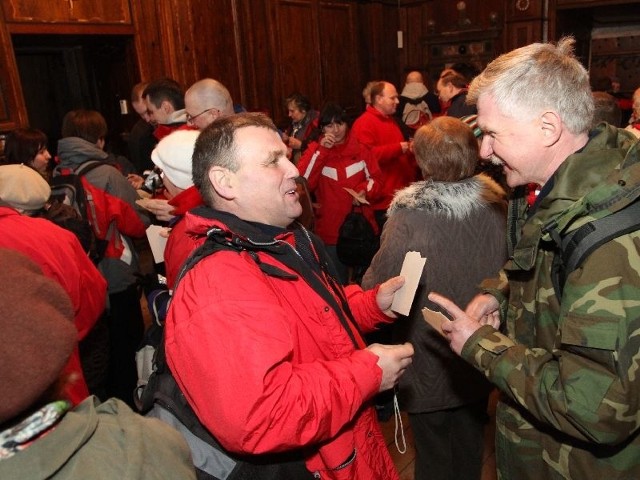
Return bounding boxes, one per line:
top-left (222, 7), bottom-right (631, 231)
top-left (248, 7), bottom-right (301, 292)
top-left (318, 2), bottom-right (361, 114)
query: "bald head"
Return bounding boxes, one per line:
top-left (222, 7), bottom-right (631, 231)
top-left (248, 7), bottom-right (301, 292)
top-left (184, 78), bottom-right (234, 129)
top-left (406, 71), bottom-right (424, 84)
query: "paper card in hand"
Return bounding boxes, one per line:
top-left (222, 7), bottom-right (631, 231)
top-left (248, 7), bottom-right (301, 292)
top-left (391, 251), bottom-right (426, 316)
top-left (422, 307), bottom-right (450, 338)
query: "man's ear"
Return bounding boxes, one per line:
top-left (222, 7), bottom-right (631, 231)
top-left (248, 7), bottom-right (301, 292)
top-left (209, 166), bottom-right (235, 200)
top-left (540, 111), bottom-right (562, 146)
top-left (161, 99), bottom-right (173, 114)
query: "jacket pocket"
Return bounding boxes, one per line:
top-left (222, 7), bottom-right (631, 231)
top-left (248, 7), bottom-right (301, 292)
top-left (559, 313), bottom-right (618, 410)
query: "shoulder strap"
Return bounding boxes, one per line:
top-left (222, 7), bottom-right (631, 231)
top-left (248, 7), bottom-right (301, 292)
top-left (552, 198), bottom-right (640, 299)
top-left (75, 160), bottom-right (105, 177)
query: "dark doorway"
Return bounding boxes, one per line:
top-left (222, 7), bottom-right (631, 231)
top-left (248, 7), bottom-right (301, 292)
top-left (12, 34), bottom-right (139, 158)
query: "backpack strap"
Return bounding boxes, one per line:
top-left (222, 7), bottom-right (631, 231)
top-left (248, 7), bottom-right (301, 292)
top-left (551, 198), bottom-right (640, 299)
top-left (75, 159), bottom-right (105, 177)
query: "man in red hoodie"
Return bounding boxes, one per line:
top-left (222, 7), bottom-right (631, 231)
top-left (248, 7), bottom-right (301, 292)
top-left (351, 81), bottom-right (416, 230)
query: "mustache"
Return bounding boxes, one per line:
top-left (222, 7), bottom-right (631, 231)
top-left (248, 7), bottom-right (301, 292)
top-left (488, 155), bottom-right (504, 166)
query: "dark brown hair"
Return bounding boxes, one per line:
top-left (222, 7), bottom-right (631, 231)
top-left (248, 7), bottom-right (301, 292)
top-left (61, 109), bottom-right (107, 143)
top-left (4, 128), bottom-right (48, 166)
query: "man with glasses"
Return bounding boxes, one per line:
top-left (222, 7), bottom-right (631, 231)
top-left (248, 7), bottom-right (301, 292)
top-left (184, 78), bottom-right (235, 130)
top-left (147, 79), bottom-right (236, 285)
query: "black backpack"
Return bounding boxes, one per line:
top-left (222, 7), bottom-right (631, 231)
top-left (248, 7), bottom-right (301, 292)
top-left (336, 205), bottom-right (379, 267)
top-left (49, 161), bottom-right (107, 263)
top-left (549, 197), bottom-right (640, 300)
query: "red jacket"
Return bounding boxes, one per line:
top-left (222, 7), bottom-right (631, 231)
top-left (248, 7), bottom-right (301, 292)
top-left (351, 106), bottom-right (418, 211)
top-left (0, 206), bottom-right (107, 405)
top-left (163, 185), bottom-right (205, 289)
top-left (298, 133), bottom-right (381, 244)
top-left (165, 209), bottom-right (399, 479)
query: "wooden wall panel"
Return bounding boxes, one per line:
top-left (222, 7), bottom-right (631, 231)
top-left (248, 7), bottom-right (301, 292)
top-left (190, 0), bottom-right (242, 98)
top-left (400, 3), bottom-right (431, 79)
top-left (272, 0), bottom-right (322, 120)
top-left (358, 2), bottom-right (401, 88)
top-left (130, 0), bottom-right (165, 82)
top-left (318, 2), bottom-right (361, 113)
top-left (155, 0), bottom-right (198, 89)
top-left (235, 0), bottom-right (276, 114)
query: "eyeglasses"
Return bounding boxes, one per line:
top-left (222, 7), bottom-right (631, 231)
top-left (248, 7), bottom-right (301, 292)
top-left (186, 107), bottom-right (217, 123)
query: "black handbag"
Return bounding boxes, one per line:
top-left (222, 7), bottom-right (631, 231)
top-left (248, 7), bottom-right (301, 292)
top-left (336, 205), bottom-right (379, 267)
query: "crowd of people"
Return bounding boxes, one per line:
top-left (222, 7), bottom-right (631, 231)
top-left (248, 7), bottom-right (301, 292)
top-left (1, 36), bottom-right (640, 480)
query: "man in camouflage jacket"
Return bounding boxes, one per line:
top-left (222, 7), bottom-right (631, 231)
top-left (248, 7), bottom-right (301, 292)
top-left (429, 37), bottom-right (640, 480)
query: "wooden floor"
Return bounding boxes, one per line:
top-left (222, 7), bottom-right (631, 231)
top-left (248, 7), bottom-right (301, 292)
top-left (379, 391), bottom-right (498, 480)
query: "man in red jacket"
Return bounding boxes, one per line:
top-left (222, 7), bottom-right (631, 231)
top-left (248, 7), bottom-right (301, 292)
top-left (162, 112), bottom-right (414, 479)
top-left (351, 81), bottom-right (416, 230)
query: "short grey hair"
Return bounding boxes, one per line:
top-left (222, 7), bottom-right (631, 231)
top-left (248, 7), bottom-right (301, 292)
top-left (467, 37), bottom-right (594, 135)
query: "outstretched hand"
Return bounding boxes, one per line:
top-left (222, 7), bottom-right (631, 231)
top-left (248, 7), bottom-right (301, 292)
top-left (428, 292), bottom-right (483, 355)
top-left (376, 276), bottom-right (405, 317)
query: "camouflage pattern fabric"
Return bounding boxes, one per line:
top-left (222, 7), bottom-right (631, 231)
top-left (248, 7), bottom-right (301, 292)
top-left (462, 124), bottom-right (640, 479)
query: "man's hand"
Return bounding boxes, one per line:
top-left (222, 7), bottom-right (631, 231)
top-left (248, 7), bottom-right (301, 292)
top-left (367, 342), bottom-right (414, 392)
top-left (141, 198), bottom-right (176, 222)
top-left (127, 173), bottom-right (145, 190)
top-left (466, 293), bottom-right (501, 329)
top-left (376, 276), bottom-right (405, 317)
top-left (428, 292), bottom-right (483, 355)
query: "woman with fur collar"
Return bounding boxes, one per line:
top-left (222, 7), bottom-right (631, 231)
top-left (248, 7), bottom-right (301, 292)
top-left (362, 116), bottom-right (507, 480)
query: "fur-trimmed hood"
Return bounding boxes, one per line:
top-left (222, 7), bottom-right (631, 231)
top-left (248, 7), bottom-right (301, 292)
top-left (388, 174), bottom-right (506, 219)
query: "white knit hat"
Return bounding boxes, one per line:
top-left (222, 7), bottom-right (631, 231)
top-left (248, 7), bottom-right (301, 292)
top-left (0, 164), bottom-right (51, 212)
top-left (151, 129), bottom-right (200, 190)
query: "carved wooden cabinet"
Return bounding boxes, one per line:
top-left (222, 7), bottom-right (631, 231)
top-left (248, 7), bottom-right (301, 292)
top-left (1, 0), bottom-right (131, 25)
top-left (423, 28), bottom-right (501, 82)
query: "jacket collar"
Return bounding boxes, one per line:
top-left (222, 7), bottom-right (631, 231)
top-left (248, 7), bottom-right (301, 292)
top-left (510, 124), bottom-right (640, 270)
top-left (167, 186), bottom-right (203, 216)
top-left (366, 104), bottom-right (392, 120)
top-left (388, 175), bottom-right (504, 219)
top-left (184, 206), bottom-right (295, 248)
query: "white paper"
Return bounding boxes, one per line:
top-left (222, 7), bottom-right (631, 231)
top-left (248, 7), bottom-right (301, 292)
top-left (391, 251), bottom-right (426, 316)
top-left (146, 224), bottom-right (169, 264)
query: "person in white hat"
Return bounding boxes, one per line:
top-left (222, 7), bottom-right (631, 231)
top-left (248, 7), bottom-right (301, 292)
top-left (140, 129), bottom-right (202, 289)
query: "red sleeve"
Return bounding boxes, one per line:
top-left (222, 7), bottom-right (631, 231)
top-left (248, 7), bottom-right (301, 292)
top-left (164, 217), bottom-right (200, 289)
top-left (297, 141), bottom-right (323, 191)
top-left (357, 144), bottom-right (385, 204)
top-left (344, 283), bottom-right (394, 333)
